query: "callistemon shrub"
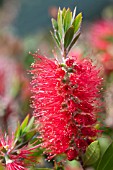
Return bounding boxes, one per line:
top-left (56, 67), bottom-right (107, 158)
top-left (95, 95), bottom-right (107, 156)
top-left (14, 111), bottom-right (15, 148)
top-left (30, 7), bottom-right (102, 161)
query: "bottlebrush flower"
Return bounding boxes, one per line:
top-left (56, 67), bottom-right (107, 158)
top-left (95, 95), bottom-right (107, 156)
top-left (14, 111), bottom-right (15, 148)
top-left (6, 159), bottom-right (27, 170)
top-left (30, 53), bottom-right (102, 160)
top-left (89, 20), bottom-right (113, 51)
top-left (0, 132), bottom-right (37, 170)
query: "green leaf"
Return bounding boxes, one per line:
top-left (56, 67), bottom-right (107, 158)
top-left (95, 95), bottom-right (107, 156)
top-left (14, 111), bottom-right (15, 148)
top-left (24, 129), bottom-right (36, 141)
top-left (64, 26), bottom-right (74, 49)
top-left (51, 7), bottom-right (82, 56)
top-left (51, 18), bottom-right (58, 31)
top-left (68, 32), bottom-right (80, 52)
top-left (20, 115), bottom-right (29, 131)
top-left (67, 160), bottom-right (80, 168)
top-left (55, 30), bottom-right (61, 43)
top-left (50, 31), bottom-right (60, 48)
top-left (24, 116), bottom-right (34, 132)
top-left (96, 141), bottom-right (113, 170)
top-left (83, 140), bottom-right (100, 166)
top-left (57, 8), bottom-right (63, 39)
top-left (72, 7), bottom-right (76, 22)
top-left (64, 8), bottom-right (72, 33)
top-left (62, 7), bottom-right (66, 22)
top-left (72, 13), bottom-right (82, 33)
top-left (15, 122), bottom-right (21, 139)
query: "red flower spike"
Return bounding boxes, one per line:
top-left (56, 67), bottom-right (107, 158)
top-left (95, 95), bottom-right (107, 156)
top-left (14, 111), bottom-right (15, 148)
top-left (31, 53), bottom-right (102, 160)
top-left (89, 20), bottom-right (113, 74)
top-left (6, 160), bottom-right (27, 170)
top-left (89, 20), bottom-right (113, 51)
top-left (0, 133), bottom-right (38, 169)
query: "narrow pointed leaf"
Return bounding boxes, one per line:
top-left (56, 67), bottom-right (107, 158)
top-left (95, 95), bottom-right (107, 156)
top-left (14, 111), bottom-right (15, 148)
top-left (64, 8), bottom-right (72, 32)
top-left (55, 30), bottom-right (61, 43)
top-left (20, 115), bottom-right (29, 131)
top-left (15, 122), bottom-right (21, 139)
top-left (51, 18), bottom-right (58, 31)
top-left (57, 8), bottom-right (63, 39)
top-left (83, 140), bottom-right (100, 166)
top-left (62, 7), bottom-right (66, 22)
top-left (50, 31), bottom-right (60, 48)
top-left (64, 26), bottom-right (74, 49)
top-left (72, 7), bottom-right (76, 22)
top-left (72, 13), bottom-right (82, 33)
top-left (51, 7), bottom-right (82, 55)
top-left (96, 141), bottom-right (113, 170)
top-left (24, 116), bottom-right (34, 132)
top-left (68, 32), bottom-right (80, 52)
